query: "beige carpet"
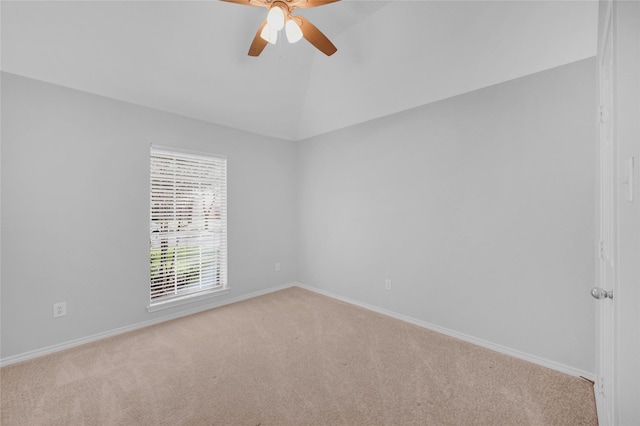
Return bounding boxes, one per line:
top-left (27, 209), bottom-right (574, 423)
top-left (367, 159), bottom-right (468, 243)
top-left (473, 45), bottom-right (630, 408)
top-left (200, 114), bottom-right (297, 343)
top-left (1, 287), bottom-right (597, 425)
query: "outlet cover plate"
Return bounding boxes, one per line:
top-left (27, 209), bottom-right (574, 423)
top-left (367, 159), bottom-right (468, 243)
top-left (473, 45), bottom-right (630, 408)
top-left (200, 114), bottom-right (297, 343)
top-left (53, 302), bottom-right (66, 318)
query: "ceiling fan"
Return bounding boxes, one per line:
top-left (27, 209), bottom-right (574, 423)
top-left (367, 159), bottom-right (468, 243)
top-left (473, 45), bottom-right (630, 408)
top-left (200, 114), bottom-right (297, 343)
top-left (220, 0), bottom-right (340, 57)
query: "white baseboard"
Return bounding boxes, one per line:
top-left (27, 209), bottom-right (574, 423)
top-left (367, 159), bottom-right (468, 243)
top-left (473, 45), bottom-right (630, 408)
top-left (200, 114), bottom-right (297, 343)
top-left (296, 283), bottom-right (596, 381)
top-left (2, 281), bottom-right (597, 384)
top-left (0, 282), bottom-right (296, 367)
top-left (594, 381), bottom-right (610, 426)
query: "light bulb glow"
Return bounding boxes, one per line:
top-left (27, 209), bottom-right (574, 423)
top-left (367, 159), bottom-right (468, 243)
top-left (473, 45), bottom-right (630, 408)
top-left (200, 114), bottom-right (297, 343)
top-left (260, 24), bottom-right (278, 44)
top-left (267, 6), bottom-right (285, 31)
top-left (285, 19), bottom-right (303, 43)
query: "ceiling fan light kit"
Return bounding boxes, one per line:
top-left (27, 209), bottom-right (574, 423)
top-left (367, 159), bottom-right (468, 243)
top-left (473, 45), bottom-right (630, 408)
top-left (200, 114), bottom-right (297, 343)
top-left (266, 5), bottom-right (285, 31)
top-left (285, 19), bottom-right (303, 43)
top-left (221, 0), bottom-right (339, 56)
top-left (260, 23), bottom-right (279, 44)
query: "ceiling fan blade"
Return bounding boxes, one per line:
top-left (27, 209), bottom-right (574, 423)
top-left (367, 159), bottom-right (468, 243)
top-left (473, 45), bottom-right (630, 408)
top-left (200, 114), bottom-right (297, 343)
top-left (297, 0), bottom-right (340, 8)
top-left (248, 20), bottom-right (269, 56)
top-left (297, 15), bottom-right (337, 56)
top-left (219, 0), bottom-right (264, 7)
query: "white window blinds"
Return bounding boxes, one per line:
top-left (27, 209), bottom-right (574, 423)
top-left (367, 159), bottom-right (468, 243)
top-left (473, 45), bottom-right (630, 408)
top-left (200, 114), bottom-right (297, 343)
top-left (150, 146), bottom-right (227, 304)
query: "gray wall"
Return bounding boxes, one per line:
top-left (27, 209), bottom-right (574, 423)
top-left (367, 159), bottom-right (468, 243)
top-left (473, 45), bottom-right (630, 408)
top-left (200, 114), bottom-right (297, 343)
top-left (297, 58), bottom-right (597, 374)
top-left (1, 59), bottom-right (597, 375)
top-left (1, 73), bottom-right (298, 359)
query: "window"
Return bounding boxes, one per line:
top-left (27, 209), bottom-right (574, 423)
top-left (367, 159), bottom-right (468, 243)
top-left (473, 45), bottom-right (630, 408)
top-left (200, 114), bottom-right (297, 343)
top-left (149, 145), bottom-right (227, 308)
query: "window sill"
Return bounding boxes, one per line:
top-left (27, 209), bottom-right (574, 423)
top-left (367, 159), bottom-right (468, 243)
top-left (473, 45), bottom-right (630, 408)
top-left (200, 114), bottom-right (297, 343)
top-left (146, 287), bottom-right (230, 313)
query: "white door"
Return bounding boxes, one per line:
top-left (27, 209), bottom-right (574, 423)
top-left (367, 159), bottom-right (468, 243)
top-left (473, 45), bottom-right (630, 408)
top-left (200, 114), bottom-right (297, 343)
top-left (596, 1), bottom-right (615, 423)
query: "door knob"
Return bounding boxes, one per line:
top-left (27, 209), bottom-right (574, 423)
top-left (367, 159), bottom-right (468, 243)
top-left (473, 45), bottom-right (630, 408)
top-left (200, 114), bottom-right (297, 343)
top-left (591, 287), bottom-right (613, 300)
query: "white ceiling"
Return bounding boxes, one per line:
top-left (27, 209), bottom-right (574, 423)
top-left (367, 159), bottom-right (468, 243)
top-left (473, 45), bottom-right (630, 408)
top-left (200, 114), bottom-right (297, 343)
top-left (1, 0), bottom-right (598, 141)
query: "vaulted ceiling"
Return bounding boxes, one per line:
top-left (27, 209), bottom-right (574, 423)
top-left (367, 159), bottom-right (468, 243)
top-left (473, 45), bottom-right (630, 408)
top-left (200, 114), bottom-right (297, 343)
top-left (1, 1), bottom-right (598, 141)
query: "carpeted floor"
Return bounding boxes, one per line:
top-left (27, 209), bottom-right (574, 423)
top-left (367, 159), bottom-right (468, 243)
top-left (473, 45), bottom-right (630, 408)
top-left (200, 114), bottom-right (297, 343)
top-left (1, 286), bottom-right (597, 425)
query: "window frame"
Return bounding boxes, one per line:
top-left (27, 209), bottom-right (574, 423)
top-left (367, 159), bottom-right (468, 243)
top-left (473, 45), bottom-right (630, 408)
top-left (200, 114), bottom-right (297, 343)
top-left (147, 145), bottom-right (228, 312)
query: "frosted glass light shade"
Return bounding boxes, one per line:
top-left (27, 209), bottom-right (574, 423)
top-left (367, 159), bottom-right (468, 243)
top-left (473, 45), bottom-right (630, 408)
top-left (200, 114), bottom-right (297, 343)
top-left (285, 19), bottom-right (303, 43)
top-left (267, 7), bottom-right (285, 31)
top-left (260, 24), bottom-right (278, 44)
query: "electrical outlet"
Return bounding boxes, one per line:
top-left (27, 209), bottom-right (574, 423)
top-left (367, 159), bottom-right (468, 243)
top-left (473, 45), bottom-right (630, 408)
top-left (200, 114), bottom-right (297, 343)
top-left (275, 262), bottom-right (281, 272)
top-left (385, 278), bottom-right (392, 290)
top-left (53, 302), bottom-right (66, 318)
